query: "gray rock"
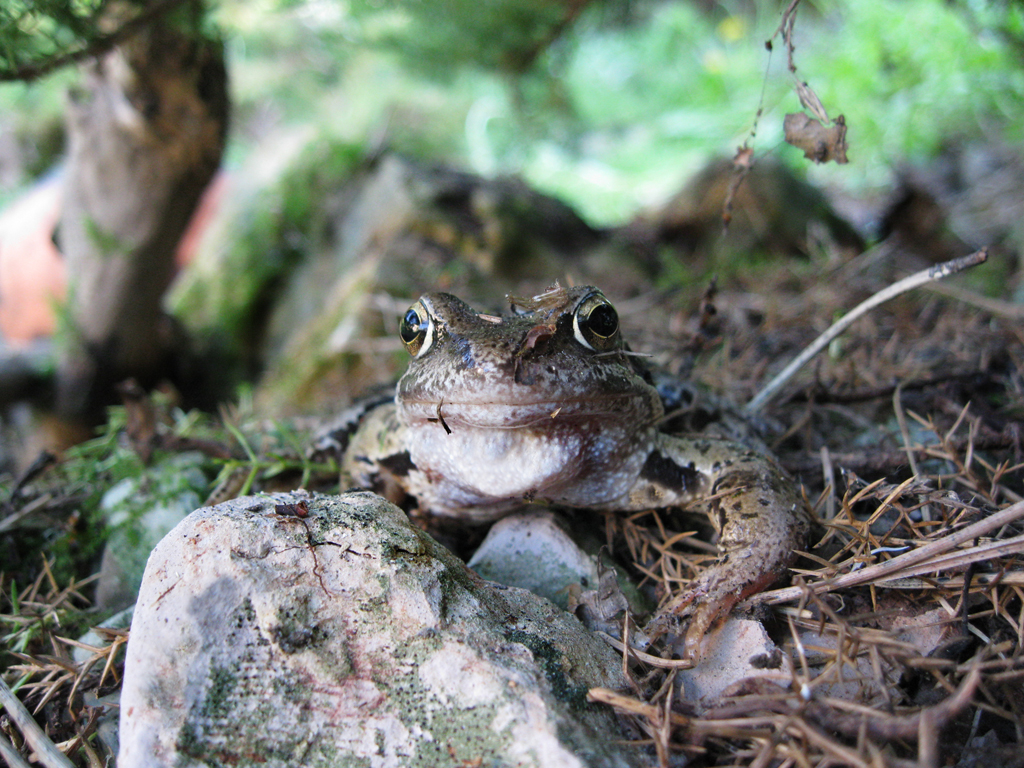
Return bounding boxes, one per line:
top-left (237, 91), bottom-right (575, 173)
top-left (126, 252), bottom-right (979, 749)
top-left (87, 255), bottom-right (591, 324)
top-left (96, 452), bottom-right (208, 611)
top-left (468, 511), bottom-right (651, 639)
top-left (468, 510), bottom-right (601, 610)
top-left (119, 492), bottom-right (639, 768)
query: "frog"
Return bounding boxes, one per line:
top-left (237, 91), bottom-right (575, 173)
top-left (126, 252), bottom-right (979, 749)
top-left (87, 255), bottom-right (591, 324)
top-left (317, 283), bottom-right (808, 659)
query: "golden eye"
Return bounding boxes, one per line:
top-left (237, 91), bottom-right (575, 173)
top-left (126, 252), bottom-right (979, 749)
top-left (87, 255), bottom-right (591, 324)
top-left (573, 293), bottom-right (619, 350)
top-left (399, 301), bottom-right (434, 358)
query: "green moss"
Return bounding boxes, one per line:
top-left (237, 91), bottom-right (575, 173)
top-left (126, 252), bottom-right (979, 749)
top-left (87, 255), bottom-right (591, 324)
top-left (502, 629), bottom-right (590, 712)
top-left (204, 665), bottom-right (239, 720)
top-left (169, 137), bottom-right (366, 377)
top-left (3, 407), bottom-right (141, 588)
top-left (175, 721), bottom-right (202, 762)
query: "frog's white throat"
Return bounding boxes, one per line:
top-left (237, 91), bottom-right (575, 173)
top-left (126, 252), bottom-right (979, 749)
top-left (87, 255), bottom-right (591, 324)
top-left (402, 417), bottom-right (655, 515)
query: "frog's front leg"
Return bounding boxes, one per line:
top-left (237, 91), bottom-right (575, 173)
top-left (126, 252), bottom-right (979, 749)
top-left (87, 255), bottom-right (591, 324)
top-left (337, 402), bottom-right (416, 505)
top-left (628, 435), bottom-right (808, 659)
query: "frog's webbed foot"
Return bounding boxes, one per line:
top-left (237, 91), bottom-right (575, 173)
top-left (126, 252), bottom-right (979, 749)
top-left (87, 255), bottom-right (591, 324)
top-left (644, 554), bottom-right (787, 660)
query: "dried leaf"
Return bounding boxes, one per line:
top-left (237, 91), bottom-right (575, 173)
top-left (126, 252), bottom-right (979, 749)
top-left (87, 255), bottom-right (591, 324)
top-left (574, 560), bottom-right (629, 636)
top-left (507, 282), bottom-right (569, 315)
top-left (784, 112), bottom-right (848, 164)
top-left (794, 79), bottom-right (830, 123)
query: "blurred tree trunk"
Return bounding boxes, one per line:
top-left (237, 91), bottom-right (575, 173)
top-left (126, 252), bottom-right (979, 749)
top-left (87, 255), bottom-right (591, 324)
top-left (56, 2), bottom-right (227, 418)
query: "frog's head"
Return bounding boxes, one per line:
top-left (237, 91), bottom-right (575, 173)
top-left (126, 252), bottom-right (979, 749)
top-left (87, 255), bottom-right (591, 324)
top-left (390, 285), bottom-right (663, 508)
top-left (394, 285), bottom-right (662, 432)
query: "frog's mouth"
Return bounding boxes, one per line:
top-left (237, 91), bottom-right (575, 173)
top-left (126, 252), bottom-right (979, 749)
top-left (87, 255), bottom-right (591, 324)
top-left (398, 392), bottom-right (660, 431)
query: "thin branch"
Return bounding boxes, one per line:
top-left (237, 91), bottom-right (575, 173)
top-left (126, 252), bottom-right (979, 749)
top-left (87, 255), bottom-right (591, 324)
top-left (874, 533), bottom-right (1024, 582)
top-left (0, 0), bottom-right (193, 82)
top-left (747, 497), bottom-right (1024, 606)
top-left (0, 678), bottom-right (75, 768)
top-left (587, 687), bottom-right (693, 727)
top-left (809, 660), bottom-right (981, 740)
top-left (770, 0), bottom-right (802, 74)
top-left (595, 631), bottom-right (695, 669)
top-left (0, 732), bottom-right (33, 768)
top-left (786, 371), bottom-right (999, 405)
top-left (781, 431), bottom-right (1018, 476)
top-left (745, 248), bottom-right (989, 414)
top-left (924, 280), bottom-right (1024, 320)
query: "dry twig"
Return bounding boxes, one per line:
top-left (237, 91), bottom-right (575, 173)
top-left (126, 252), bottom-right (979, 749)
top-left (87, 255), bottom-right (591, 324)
top-left (0, 679), bottom-right (75, 768)
top-left (750, 498), bottom-right (1024, 606)
top-left (746, 248), bottom-right (989, 413)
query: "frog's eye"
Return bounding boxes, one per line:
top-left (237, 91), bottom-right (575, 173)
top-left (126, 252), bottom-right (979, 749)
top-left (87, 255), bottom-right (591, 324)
top-left (399, 301), bottom-right (435, 358)
top-left (573, 293), bottom-right (619, 350)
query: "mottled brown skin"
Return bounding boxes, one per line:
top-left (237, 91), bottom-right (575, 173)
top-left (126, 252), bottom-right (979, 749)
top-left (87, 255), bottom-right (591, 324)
top-left (330, 285), bottom-right (808, 659)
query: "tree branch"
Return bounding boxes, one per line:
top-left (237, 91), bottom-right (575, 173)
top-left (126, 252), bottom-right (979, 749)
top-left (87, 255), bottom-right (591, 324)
top-left (745, 248), bottom-right (989, 414)
top-left (0, 0), bottom-right (194, 82)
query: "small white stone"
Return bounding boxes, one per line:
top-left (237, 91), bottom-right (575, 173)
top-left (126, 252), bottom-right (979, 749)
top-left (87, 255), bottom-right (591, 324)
top-left (675, 618), bottom-right (791, 708)
top-left (468, 510), bottom-right (599, 610)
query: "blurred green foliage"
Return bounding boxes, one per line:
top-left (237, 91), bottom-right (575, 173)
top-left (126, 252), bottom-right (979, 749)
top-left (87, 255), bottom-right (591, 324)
top-left (3, 0), bottom-right (1024, 221)
top-left (169, 138), bottom-right (365, 369)
top-left (804, 0), bottom-right (1024, 184)
top-left (0, 0), bottom-right (105, 78)
top-left (209, 0), bottom-right (1024, 223)
top-left (0, 0), bottom-right (214, 81)
top-left (347, 0), bottom-right (578, 74)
